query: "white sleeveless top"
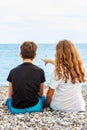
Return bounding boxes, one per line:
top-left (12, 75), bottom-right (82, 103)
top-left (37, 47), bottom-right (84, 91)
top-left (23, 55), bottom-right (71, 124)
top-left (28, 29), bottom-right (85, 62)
top-left (50, 71), bottom-right (85, 112)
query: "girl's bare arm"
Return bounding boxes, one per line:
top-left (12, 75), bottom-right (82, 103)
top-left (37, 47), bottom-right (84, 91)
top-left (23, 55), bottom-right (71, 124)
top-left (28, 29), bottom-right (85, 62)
top-left (41, 59), bottom-right (55, 65)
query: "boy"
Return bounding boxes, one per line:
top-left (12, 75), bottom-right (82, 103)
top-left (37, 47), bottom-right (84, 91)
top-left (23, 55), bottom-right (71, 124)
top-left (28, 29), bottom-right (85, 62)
top-left (6, 41), bottom-right (46, 114)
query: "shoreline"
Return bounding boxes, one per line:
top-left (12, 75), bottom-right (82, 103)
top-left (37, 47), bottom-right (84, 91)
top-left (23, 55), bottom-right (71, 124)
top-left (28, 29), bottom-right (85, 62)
top-left (0, 86), bottom-right (87, 130)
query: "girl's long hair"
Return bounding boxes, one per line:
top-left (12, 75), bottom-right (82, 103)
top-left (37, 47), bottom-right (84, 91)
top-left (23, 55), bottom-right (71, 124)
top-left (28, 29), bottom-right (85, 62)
top-left (55, 40), bottom-right (85, 83)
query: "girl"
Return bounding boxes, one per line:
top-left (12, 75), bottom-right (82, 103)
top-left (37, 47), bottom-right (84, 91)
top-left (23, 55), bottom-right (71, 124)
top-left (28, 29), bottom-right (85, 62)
top-left (42, 40), bottom-right (86, 112)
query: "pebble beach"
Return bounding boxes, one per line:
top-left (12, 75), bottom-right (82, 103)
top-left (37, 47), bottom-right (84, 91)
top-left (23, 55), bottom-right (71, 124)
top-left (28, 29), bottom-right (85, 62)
top-left (0, 86), bottom-right (87, 130)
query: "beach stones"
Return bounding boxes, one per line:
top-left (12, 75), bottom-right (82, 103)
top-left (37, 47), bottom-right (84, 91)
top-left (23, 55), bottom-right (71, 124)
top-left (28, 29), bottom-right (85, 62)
top-left (0, 86), bottom-right (87, 130)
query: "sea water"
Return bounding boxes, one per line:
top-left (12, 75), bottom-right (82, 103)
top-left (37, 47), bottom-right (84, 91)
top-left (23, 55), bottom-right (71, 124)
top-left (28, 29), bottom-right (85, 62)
top-left (0, 43), bottom-right (87, 86)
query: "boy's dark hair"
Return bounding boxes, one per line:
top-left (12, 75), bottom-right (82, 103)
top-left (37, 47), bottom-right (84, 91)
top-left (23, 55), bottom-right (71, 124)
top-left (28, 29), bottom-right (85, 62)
top-left (20, 41), bottom-right (38, 59)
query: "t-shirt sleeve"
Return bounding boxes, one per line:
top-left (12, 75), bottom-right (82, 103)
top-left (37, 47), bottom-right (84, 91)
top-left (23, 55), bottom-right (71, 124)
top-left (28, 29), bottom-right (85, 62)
top-left (41, 69), bottom-right (46, 83)
top-left (7, 70), bottom-right (12, 82)
top-left (50, 71), bottom-right (62, 89)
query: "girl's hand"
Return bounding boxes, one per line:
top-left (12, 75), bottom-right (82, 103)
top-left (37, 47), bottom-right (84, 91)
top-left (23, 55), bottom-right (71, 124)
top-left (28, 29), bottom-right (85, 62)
top-left (41, 59), bottom-right (49, 65)
top-left (41, 58), bottom-right (55, 65)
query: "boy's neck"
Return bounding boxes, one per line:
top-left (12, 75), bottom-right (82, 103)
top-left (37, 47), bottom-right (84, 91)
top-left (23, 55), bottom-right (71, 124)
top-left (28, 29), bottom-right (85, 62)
top-left (23, 59), bottom-right (33, 63)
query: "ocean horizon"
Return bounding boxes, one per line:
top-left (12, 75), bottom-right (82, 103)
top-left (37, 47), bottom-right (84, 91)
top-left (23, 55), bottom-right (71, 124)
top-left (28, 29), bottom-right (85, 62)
top-left (0, 43), bottom-right (87, 86)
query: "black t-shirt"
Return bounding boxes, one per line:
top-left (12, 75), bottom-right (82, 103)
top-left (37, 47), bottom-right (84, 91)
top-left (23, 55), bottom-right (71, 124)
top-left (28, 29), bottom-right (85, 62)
top-left (7, 62), bottom-right (45, 108)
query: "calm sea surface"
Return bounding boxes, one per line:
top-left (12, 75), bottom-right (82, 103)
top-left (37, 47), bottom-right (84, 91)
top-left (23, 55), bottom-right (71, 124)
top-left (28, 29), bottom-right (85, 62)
top-left (0, 43), bottom-right (87, 86)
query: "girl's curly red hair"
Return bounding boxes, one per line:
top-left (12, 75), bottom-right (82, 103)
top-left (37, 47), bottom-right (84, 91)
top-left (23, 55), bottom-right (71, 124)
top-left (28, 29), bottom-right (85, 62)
top-left (55, 40), bottom-right (85, 83)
